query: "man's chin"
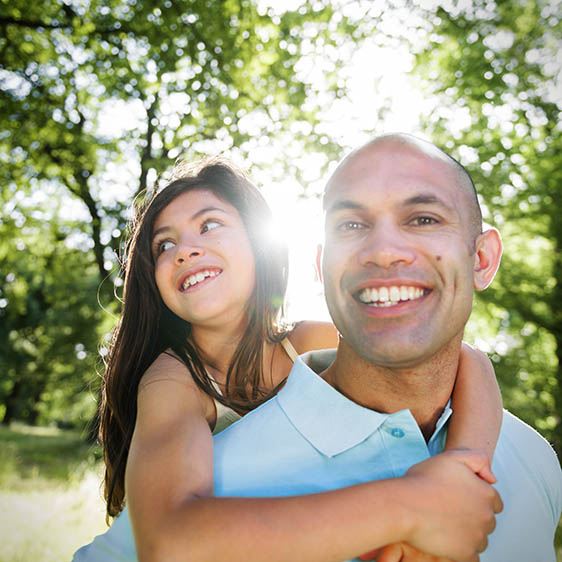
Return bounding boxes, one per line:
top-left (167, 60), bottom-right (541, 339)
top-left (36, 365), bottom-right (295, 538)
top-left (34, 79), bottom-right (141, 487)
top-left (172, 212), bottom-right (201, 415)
top-left (342, 331), bottom-right (440, 370)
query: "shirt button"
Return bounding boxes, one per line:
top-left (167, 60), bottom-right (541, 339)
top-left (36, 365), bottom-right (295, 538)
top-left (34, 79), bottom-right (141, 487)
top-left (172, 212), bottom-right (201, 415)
top-left (391, 427), bottom-right (405, 438)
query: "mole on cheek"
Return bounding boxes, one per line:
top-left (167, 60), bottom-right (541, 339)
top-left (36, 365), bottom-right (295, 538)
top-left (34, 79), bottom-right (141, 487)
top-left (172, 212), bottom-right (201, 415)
top-left (435, 255), bottom-right (442, 261)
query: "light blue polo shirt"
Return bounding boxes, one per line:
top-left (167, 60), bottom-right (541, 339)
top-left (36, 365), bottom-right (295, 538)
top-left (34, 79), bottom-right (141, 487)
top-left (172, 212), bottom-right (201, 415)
top-left (214, 350), bottom-right (562, 562)
top-left (74, 350), bottom-right (562, 561)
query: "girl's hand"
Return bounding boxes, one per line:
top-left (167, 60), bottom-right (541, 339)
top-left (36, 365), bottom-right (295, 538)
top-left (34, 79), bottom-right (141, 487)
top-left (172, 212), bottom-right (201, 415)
top-left (362, 542), bottom-right (455, 561)
top-left (358, 449), bottom-right (498, 561)
top-left (358, 548), bottom-right (380, 560)
top-left (400, 449), bottom-right (502, 561)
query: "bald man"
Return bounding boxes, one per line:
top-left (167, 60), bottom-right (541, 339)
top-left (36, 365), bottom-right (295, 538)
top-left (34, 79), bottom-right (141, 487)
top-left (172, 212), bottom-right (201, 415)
top-left (214, 134), bottom-right (562, 560)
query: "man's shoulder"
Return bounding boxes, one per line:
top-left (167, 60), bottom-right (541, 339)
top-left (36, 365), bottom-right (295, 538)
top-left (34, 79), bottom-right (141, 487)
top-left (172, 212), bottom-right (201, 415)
top-left (213, 391), bottom-right (307, 497)
top-left (213, 393), bottom-right (286, 447)
top-left (496, 409), bottom-right (562, 523)
top-left (214, 350), bottom-right (336, 448)
top-left (499, 409), bottom-right (559, 462)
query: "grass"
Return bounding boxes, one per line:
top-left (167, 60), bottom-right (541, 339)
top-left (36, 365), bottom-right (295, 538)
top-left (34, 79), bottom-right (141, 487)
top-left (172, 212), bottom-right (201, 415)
top-left (0, 423), bottom-right (107, 562)
top-left (0, 423), bottom-right (102, 487)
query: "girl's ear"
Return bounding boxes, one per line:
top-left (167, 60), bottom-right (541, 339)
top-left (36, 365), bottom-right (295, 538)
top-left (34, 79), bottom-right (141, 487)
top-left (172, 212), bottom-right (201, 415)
top-left (473, 228), bottom-right (502, 291)
top-left (316, 244), bottom-right (323, 283)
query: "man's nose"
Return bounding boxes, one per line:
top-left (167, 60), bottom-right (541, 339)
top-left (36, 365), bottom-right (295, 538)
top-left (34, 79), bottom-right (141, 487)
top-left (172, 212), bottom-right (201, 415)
top-left (358, 221), bottom-right (415, 269)
top-left (175, 238), bottom-right (205, 265)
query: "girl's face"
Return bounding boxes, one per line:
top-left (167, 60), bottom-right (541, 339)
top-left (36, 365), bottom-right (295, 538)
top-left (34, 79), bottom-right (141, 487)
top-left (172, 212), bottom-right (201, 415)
top-left (152, 189), bottom-right (256, 330)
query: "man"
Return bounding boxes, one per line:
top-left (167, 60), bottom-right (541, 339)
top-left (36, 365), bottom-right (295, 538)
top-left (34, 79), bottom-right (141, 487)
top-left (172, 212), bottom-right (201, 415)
top-left (214, 134), bottom-right (562, 560)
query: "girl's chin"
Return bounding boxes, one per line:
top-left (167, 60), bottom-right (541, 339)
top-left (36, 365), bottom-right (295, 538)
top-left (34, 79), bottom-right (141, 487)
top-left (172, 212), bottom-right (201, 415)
top-left (185, 309), bottom-right (246, 329)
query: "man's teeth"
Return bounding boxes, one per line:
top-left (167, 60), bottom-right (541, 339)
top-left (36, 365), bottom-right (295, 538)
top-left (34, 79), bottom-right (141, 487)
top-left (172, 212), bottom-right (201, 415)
top-left (358, 285), bottom-right (425, 306)
top-left (182, 270), bottom-right (219, 290)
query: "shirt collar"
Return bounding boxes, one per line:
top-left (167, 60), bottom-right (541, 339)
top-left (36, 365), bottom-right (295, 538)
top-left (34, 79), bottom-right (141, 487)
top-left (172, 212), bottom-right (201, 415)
top-left (276, 350), bottom-right (452, 458)
top-left (276, 350), bottom-right (389, 457)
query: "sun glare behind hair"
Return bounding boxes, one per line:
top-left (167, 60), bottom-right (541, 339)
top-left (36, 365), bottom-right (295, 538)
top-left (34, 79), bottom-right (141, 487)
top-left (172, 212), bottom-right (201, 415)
top-left (260, 178), bottom-right (330, 322)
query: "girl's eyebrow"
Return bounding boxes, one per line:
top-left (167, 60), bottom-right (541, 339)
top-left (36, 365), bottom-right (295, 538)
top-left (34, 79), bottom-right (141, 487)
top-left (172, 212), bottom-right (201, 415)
top-left (152, 205), bottom-right (226, 240)
top-left (152, 225), bottom-right (171, 240)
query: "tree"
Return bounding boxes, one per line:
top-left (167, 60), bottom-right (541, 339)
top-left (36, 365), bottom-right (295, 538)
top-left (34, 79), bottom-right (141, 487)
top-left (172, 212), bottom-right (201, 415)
top-left (1, 0), bottom-right (349, 280)
top-left (0, 196), bottom-right (107, 425)
top-left (413, 0), bottom-right (562, 452)
top-left (0, 0), bottom-right (359, 425)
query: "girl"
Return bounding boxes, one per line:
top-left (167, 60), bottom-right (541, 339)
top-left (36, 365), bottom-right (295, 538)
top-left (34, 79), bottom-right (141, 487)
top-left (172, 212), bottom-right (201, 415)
top-left (74, 159), bottom-right (501, 562)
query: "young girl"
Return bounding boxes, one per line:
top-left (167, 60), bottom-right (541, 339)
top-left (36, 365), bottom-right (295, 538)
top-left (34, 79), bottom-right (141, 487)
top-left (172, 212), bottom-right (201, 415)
top-left (74, 159), bottom-right (502, 562)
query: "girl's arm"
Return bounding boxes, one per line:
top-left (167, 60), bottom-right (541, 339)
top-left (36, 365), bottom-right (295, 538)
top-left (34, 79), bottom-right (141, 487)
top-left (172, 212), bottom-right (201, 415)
top-left (446, 342), bottom-right (503, 463)
top-left (126, 352), bottom-right (501, 562)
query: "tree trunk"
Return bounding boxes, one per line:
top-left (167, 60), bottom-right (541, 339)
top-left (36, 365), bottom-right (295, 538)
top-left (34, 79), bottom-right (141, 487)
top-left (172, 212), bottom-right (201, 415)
top-left (28, 380), bottom-right (46, 426)
top-left (1, 378), bottom-right (22, 425)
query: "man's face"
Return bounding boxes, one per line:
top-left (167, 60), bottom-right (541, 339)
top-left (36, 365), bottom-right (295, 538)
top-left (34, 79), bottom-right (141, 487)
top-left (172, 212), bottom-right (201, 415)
top-left (321, 140), bottom-right (480, 368)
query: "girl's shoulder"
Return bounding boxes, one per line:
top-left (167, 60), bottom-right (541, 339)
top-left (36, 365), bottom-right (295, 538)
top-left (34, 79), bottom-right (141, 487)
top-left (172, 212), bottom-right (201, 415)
top-left (138, 351), bottom-right (216, 424)
top-left (289, 320), bottom-right (338, 355)
top-left (139, 351), bottom-right (195, 390)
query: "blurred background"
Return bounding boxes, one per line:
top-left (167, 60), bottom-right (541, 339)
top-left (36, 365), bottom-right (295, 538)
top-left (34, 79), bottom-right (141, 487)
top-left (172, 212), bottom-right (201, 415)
top-left (0, 0), bottom-right (560, 559)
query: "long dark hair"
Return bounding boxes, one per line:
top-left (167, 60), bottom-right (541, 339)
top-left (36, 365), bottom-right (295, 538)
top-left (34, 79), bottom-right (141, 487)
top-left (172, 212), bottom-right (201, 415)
top-left (99, 159), bottom-right (289, 518)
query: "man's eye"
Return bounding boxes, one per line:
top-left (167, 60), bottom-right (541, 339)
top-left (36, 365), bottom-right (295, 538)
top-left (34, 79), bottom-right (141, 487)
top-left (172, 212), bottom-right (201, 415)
top-left (201, 219), bottom-right (222, 233)
top-left (338, 221), bottom-right (365, 231)
top-left (411, 216), bottom-right (438, 226)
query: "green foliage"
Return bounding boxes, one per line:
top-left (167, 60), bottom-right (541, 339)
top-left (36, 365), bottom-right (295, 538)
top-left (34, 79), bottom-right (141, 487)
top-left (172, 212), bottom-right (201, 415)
top-left (0, 0), bottom-right (355, 427)
top-left (0, 195), bottom-right (110, 426)
top-left (414, 0), bottom-right (562, 451)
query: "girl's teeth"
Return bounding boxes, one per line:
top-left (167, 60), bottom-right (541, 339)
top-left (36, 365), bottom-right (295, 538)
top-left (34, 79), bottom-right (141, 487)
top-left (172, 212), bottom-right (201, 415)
top-left (182, 270), bottom-right (219, 290)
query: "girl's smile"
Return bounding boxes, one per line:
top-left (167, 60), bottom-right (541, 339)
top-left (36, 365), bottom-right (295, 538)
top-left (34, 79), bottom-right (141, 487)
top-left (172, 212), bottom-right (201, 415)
top-left (178, 268), bottom-right (222, 292)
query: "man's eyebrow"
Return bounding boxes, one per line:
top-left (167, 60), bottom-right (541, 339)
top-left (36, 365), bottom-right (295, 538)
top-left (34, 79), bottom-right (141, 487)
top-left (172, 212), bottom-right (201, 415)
top-left (152, 205), bottom-right (225, 240)
top-left (324, 199), bottom-right (366, 214)
top-left (403, 193), bottom-right (455, 211)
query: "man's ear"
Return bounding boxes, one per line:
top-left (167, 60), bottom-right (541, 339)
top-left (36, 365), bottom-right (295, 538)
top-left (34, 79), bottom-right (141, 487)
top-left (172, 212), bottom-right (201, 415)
top-left (316, 244), bottom-right (323, 283)
top-left (473, 228), bottom-right (502, 291)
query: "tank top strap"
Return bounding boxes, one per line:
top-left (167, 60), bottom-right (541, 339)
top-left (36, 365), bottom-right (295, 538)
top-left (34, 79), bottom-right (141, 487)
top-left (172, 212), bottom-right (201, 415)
top-left (208, 376), bottom-right (242, 434)
top-left (280, 336), bottom-right (299, 363)
top-left (209, 377), bottom-right (223, 396)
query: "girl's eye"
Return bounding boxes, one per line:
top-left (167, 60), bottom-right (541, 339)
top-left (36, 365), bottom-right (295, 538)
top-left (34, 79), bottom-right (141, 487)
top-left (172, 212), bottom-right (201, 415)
top-left (201, 219), bottom-right (222, 233)
top-left (157, 240), bottom-right (176, 255)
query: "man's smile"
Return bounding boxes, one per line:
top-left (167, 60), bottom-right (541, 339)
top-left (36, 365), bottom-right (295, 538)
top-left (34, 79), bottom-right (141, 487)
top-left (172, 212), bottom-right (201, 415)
top-left (356, 284), bottom-right (431, 307)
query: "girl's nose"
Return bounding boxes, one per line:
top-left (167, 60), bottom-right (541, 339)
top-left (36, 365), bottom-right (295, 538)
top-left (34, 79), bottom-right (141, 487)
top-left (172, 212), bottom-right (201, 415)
top-left (175, 241), bottom-right (205, 264)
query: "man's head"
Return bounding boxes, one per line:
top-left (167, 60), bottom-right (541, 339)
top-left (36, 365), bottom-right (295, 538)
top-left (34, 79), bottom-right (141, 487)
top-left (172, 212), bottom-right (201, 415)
top-left (319, 133), bottom-right (502, 369)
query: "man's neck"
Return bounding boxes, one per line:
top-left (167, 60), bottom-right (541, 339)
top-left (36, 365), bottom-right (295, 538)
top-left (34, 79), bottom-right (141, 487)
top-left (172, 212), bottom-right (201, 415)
top-left (321, 338), bottom-right (462, 441)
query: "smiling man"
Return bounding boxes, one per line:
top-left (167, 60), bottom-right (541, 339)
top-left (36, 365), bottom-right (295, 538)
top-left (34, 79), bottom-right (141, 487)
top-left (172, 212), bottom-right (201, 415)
top-left (214, 134), bottom-right (562, 560)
